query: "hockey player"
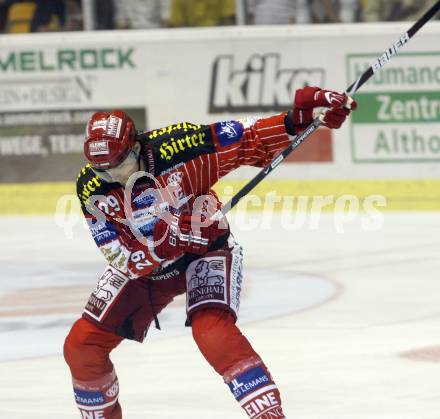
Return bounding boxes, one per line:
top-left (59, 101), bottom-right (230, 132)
top-left (64, 86), bottom-right (356, 419)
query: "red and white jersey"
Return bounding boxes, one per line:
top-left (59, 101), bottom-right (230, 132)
top-left (76, 113), bottom-right (292, 279)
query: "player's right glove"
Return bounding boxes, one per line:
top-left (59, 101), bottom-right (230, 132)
top-left (153, 211), bottom-right (228, 259)
top-left (289, 86), bottom-right (357, 134)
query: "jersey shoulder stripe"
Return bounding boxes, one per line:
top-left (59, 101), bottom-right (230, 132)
top-left (76, 164), bottom-right (115, 208)
top-left (138, 122), bottom-right (216, 175)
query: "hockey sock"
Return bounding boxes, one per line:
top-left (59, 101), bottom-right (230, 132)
top-left (224, 356), bottom-right (285, 419)
top-left (192, 309), bottom-right (286, 418)
top-left (64, 318), bottom-right (124, 418)
top-left (72, 369), bottom-right (122, 419)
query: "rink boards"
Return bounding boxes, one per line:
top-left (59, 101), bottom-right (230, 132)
top-left (0, 23), bottom-right (440, 215)
top-left (1, 178), bottom-right (440, 215)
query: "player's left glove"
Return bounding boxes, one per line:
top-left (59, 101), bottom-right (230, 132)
top-left (289, 86), bottom-right (357, 134)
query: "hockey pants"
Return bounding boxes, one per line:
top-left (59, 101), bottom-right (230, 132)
top-left (64, 308), bottom-right (286, 418)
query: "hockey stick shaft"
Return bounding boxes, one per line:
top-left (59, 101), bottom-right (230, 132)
top-left (221, 0), bottom-right (440, 215)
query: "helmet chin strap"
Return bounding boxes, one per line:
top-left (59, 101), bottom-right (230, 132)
top-left (138, 155), bottom-right (146, 172)
top-left (119, 145), bottom-right (144, 186)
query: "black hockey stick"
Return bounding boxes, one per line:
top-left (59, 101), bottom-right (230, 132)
top-left (221, 0), bottom-right (440, 215)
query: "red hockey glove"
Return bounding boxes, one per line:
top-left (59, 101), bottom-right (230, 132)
top-left (291, 86), bottom-right (357, 134)
top-left (153, 212), bottom-right (228, 259)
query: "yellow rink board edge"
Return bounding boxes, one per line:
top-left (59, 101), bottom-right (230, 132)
top-left (0, 180), bottom-right (440, 215)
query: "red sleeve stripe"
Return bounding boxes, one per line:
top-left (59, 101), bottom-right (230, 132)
top-left (216, 147), bottom-right (241, 155)
top-left (183, 164), bottom-right (195, 195)
top-left (191, 159), bottom-right (199, 194)
top-left (257, 124), bottom-right (286, 131)
top-left (258, 133), bottom-right (289, 141)
top-left (214, 153), bottom-right (220, 180)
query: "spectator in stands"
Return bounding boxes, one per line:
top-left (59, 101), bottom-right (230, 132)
top-left (63, 0), bottom-right (82, 31)
top-left (246, 0), bottom-right (296, 24)
top-left (94, 0), bottom-right (114, 29)
top-left (0, 0), bottom-right (11, 32)
top-left (305, 0), bottom-right (360, 23)
top-left (114, 0), bottom-right (169, 29)
top-left (168, 0), bottom-right (236, 27)
top-left (363, 0), bottom-right (433, 22)
top-left (4, 0), bottom-right (82, 33)
top-left (4, 0), bottom-right (36, 32)
top-left (31, 0), bottom-right (66, 31)
top-left (247, 0), bottom-right (360, 25)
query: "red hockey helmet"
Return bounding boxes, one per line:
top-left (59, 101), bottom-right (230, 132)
top-left (84, 110), bottom-right (136, 169)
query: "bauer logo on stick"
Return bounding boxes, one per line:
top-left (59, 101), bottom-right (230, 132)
top-left (372, 33), bottom-right (410, 73)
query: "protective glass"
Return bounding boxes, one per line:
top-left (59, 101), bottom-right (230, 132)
top-left (91, 149), bottom-right (139, 184)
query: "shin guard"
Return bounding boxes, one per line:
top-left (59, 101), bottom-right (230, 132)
top-left (72, 368), bottom-right (121, 419)
top-left (224, 356), bottom-right (286, 419)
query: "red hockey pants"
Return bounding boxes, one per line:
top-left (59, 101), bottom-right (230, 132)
top-left (64, 308), bottom-right (285, 418)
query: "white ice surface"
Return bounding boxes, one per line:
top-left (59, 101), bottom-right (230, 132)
top-left (0, 212), bottom-right (439, 419)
